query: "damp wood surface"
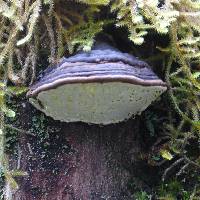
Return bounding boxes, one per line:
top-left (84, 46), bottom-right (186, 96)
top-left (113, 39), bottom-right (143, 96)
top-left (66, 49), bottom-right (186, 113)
top-left (9, 100), bottom-right (145, 200)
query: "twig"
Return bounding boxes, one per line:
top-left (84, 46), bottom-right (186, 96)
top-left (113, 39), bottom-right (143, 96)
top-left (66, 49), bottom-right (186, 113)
top-left (152, 136), bottom-right (170, 149)
top-left (43, 14), bottom-right (56, 64)
top-left (162, 157), bottom-right (185, 181)
top-left (184, 155), bottom-right (200, 168)
top-left (5, 124), bottom-right (35, 136)
top-left (151, 159), bottom-right (167, 166)
top-left (27, 143), bottom-right (33, 155)
top-left (176, 163), bottom-right (189, 176)
top-left (21, 52), bottom-right (31, 83)
top-left (189, 185), bottom-right (197, 200)
top-left (17, 144), bottom-right (21, 170)
top-left (30, 45), bottom-right (37, 85)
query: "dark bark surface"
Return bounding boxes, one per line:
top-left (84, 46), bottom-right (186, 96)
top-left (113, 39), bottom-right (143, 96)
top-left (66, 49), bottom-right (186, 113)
top-left (8, 101), bottom-right (143, 200)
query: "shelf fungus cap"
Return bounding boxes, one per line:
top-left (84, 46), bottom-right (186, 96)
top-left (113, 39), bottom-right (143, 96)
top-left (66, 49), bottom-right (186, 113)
top-left (27, 43), bottom-right (167, 124)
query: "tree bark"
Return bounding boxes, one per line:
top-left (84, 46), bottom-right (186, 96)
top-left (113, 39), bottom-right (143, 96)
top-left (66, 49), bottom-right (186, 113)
top-left (9, 101), bottom-right (142, 200)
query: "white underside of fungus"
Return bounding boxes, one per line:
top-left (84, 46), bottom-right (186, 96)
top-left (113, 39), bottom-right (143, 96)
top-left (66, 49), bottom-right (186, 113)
top-left (29, 82), bottom-right (166, 124)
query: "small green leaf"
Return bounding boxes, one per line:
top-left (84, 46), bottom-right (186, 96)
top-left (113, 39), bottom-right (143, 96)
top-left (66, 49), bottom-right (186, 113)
top-left (160, 150), bottom-right (173, 160)
top-left (152, 155), bottom-right (161, 161)
top-left (192, 72), bottom-right (200, 79)
top-left (3, 8), bottom-right (15, 18)
top-left (11, 170), bottom-right (28, 177)
top-left (0, 90), bottom-right (5, 97)
top-left (8, 86), bottom-right (28, 95)
top-left (0, 82), bottom-right (6, 88)
top-left (131, 36), bottom-right (144, 45)
top-left (6, 109), bottom-right (16, 118)
top-left (132, 15), bottom-right (143, 23)
top-left (4, 171), bottom-right (18, 190)
top-left (2, 106), bottom-right (16, 118)
top-left (193, 121), bottom-right (200, 130)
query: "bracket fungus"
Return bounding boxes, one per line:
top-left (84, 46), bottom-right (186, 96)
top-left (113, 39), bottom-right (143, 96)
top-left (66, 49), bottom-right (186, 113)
top-left (27, 43), bottom-right (167, 124)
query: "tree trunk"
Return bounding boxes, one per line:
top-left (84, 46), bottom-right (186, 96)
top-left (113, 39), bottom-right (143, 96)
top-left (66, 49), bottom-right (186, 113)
top-left (8, 101), bottom-right (142, 200)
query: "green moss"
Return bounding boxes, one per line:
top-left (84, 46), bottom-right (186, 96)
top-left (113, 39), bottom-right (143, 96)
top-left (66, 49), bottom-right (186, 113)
top-left (133, 191), bottom-right (150, 200)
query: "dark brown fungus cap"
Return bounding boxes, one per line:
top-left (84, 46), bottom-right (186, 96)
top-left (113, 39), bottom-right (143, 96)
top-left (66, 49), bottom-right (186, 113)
top-left (27, 42), bottom-right (167, 124)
